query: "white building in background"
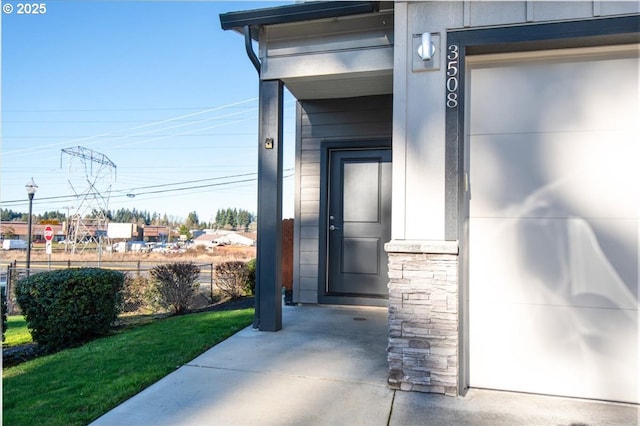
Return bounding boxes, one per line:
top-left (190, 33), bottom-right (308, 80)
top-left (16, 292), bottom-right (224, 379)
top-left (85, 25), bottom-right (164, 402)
top-left (193, 231), bottom-right (255, 248)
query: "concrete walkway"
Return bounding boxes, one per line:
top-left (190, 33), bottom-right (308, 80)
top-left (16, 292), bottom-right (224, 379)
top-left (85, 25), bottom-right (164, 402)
top-left (92, 305), bottom-right (638, 426)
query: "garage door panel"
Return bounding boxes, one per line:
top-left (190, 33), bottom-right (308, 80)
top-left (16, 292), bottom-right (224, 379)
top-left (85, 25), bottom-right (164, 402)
top-left (470, 131), bottom-right (638, 219)
top-left (470, 54), bottom-right (639, 136)
top-left (470, 302), bottom-right (638, 403)
top-left (468, 46), bottom-right (639, 403)
top-left (470, 217), bottom-right (569, 307)
top-left (585, 218), bottom-right (639, 297)
top-left (470, 133), bottom-right (550, 217)
top-left (469, 217), bottom-right (637, 310)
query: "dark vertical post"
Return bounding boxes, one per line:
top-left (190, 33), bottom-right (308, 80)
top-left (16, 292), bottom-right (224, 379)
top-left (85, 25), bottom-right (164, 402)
top-left (256, 79), bottom-right (283, 332)
top-left (6, 264), bottom-right (13, 314)
top-left (210, 263), bottom-right (214, 302)
top-left (26, 192), bottom-right (34, 277)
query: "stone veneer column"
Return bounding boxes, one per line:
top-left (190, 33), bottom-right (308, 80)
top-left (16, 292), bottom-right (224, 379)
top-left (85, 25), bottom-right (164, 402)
top-left (384, 240), bottom-right (459, 396)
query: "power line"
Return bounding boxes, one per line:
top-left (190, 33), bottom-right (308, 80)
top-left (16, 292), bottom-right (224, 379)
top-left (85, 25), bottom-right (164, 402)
top-left (3, 111), bottom-right (260, 157)
top-left (3, 131), bottom-right (296, 139)
top-left (108, 174), bottom-right (295, 206)
top-left (0, 169), bottom-right (295, 206)
top-left (1, 180), bottom-right (253, 206)
top-left (108, 115), bottom-right (258, 150)
top-left (3, 97), bottom-right (258, 156)
top-left (3, 104), bottom-right (258, 113)
top-left (127, 172), bottom-right (258, 191)
top-left (3, 101), bottom-right (297, 164)
top-left (3, 118), bottom-right (251, 124)
top-left (2, 100), bottom-right (296, 148)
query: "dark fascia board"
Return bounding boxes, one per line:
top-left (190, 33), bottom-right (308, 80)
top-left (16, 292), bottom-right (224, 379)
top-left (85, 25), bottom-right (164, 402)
top-left (220, 1), bottom-right (379, 32)
top-left (450, 14), bottom-right (639, 54)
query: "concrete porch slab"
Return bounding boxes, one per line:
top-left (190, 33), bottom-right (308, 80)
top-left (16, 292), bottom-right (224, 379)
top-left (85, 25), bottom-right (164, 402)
top-left (91, 305), bottom-right (392, 426)
top-left (91, 304), bottom-right (638, 426)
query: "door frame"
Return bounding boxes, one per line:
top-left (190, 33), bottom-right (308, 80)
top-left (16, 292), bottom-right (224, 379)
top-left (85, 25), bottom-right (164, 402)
top-left (318, 138), bottom-right (392, 306)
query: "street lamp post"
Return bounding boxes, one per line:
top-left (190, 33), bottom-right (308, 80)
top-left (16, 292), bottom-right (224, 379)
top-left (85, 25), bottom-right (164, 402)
top-left (25, 178), bottom-right (38, 277)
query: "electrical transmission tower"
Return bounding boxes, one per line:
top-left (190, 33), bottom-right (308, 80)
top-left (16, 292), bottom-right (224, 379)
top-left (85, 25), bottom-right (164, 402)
top-left (61, 146), bottom-right (116, 254)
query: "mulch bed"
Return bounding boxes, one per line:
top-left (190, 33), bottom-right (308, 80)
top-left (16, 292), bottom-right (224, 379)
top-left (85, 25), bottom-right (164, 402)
top-left (2, 296), bottom-right (255, 369)
top-left (190, 295), bottom-right (254, 313)
top-left (2, 343), bottom-right (46, 368)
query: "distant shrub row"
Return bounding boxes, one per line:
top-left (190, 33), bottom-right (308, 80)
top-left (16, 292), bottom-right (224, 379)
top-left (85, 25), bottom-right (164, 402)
top-left (13, 259), bottom-right (256, 351)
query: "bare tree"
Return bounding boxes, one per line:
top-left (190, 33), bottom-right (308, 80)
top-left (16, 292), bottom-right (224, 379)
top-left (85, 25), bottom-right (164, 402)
top-left (150, 262), bottom-right (201, 314)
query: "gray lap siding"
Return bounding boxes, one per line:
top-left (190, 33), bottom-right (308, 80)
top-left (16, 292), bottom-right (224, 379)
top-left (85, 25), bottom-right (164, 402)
top-left (294, 95), bottom-right (393, 304)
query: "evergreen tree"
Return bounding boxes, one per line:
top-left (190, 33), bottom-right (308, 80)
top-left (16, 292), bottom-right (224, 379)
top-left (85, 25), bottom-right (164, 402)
top-left (1, 209), bottom-right (23, 221)
top-left (186, 211), bottom-right (199, 228)
top-left (237, 210), bottom-right (251, 228)
top-left (212, 208), bottom-right (254, 229)
top-left (178, 224), bottom-right (192, 240)
top-left (215, 209), bottom-right (224, 226)
top-left (223, 208), bottom-right (231, 227)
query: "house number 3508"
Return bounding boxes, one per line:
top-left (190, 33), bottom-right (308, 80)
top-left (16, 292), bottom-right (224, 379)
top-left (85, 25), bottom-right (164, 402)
top-left (446, 44), bottom-right (459, 109)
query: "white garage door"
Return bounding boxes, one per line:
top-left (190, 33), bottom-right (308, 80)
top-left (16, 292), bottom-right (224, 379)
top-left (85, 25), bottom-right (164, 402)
top-left (468, 45), bottom-right (639, 403)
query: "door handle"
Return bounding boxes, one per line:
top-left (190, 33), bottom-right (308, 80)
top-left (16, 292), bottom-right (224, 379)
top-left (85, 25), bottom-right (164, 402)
top-left (329, 225), bottom-right (341, 231)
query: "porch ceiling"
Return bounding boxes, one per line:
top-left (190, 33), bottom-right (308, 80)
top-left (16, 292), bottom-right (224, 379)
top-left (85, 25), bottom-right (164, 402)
top-left (262, 7), bottom-right (394, 100)
top-left (283, 70), bottom-right (392, 100)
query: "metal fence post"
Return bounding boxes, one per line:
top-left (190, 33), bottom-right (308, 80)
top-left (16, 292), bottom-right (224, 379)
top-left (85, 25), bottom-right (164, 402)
top-left (210, 263), bottom-right (214, 302)
top-left (6, 263), bottom-right (13, 314)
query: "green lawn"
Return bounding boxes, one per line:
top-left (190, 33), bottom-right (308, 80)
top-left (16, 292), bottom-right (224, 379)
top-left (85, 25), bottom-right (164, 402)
top-left (4, 316), bottom-right (33, 346)
top-left (3, 308), bottom-right (254, 426)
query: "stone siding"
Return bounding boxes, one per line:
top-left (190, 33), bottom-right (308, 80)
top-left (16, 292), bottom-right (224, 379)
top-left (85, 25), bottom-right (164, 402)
top-left (385, 240), bottom-right (459, 396)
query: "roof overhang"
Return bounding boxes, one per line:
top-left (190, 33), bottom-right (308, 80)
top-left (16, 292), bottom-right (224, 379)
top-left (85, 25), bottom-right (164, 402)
top-left (220, 1), bottom-right (394, 100)
top-left (220, 1), bottom-right (380, 37)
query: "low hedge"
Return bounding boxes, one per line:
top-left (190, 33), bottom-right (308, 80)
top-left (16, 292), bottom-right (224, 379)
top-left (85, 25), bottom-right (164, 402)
top-left (14, 268), bottom-right (124, 351)
top-left (214, 261), bottom-right (252, 299)
top-left (245, 258), bottom-right (256, 295)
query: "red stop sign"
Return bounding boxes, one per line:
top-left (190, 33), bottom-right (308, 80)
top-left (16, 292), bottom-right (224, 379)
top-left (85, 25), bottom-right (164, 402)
top-left (44, 225), bottom-right (54, 241)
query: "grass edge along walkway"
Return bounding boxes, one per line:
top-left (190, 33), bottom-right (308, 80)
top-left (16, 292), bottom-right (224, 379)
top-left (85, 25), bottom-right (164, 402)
top-left (3, 308), bottom-right (254, 426)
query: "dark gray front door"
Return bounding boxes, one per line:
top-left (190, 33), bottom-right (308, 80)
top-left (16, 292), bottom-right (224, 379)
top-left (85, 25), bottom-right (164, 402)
top-left (326, 149), bottom-right (391, 298)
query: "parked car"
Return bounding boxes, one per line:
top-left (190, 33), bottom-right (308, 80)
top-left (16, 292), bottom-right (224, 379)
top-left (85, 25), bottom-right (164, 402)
top-left (2, 240), bottom-right (27, 250)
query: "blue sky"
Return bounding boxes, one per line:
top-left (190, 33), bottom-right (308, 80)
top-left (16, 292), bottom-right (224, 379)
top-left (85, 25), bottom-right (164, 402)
top-left (1, 0), bottom-right (296, 222)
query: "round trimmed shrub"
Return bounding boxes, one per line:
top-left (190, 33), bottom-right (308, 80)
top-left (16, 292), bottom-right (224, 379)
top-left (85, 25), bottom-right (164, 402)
top-left (14, 268), bottom-right (124, 351)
